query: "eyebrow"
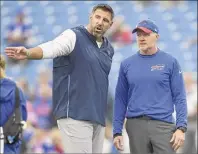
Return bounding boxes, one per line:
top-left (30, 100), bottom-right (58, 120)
top-left (94, 13), bottom-right (111, 22)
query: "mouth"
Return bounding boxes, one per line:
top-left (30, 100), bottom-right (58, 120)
top-left (95, 27), bottom-right (103, 33)
top-left (140, 43), bottom-right (146, 46)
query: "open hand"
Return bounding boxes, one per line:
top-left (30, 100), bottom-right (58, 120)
top-left (170, 129), bottom-right (185, 151)
top-left (5, 46), bottom-right (28, 60)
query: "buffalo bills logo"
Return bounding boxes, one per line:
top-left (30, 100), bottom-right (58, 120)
top-left (151, 64), bottom-right (165, 71)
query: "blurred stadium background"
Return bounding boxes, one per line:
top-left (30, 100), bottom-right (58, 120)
top-left (1, 1), bottom-right (197, 153)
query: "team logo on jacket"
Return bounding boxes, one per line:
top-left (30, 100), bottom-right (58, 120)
top-left (151, 64), bottom-right (165, 71)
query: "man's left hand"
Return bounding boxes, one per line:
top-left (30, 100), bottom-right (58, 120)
top-left (170, 129), bottom-right (185, 151)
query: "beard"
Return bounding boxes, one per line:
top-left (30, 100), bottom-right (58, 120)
top-left (92, 27), bottom-right (105, 41)
top-left (93, 31), bottom-right (103, 38)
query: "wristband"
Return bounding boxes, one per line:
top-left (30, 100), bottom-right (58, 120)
top-left (26, 49), bottom-right (30, 58)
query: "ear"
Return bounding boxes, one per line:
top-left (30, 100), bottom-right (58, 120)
top-left (156, 34), bottom-right (159, 40)
top-left (110, 21), bottom-right (113, 27)
top-left (88, 15), bottom-right (92, 23)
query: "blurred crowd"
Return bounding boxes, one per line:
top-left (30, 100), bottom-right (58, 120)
top-left (16, 69), bottom-right (64, 153)
top-left (15, 70), bottom-right (197, 154)
top-left (2, 1), bottom-right (197, 153)
top-left (4, 9), bottom-right (32, 67)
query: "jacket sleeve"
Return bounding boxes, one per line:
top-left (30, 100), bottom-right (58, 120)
top-left (170, 58), bottom-right (188, 129)
top-left (113, 62), bottom-right (129, 135)
top-left (0, 104), bottom-right (10, 126)
top-left (19, 88), bottom-right (27, 121)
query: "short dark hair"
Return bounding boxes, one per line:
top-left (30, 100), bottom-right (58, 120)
top-left (92, 3), bottom-right (114, 20)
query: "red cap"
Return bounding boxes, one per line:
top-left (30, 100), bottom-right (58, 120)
top-left (132, 27), bottom-right (153, 34)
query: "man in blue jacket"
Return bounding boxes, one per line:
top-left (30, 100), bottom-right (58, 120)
top-left (113, 20), bottom-right (187, 154)
top-left (5, 4), bottom-right (114, 153)
top-left (0, 54), bottom-right (27, 154)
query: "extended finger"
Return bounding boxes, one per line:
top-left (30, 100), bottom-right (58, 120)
top-left (172, 138), bottom-right (179, 149)
top-left (5, 51), bottom-right (18, 57)
top-left (115, 140), bottom-right (123, 150)
top-left (170, 134), bottom-right (175, 143)
top-left (5, 49), bottom-right (15, 54)
top-left (5, 52), bottom-right (14, 56)
top-left (174, 139), bottom-right (182, 151)
top-left (179, 139), bottom-right (184, 146)
top-left (8, 55), bottom-right (16, 59)
top-left (5, 47), bottom-right (18, 51)
top-left (5, 47), bottom-right (22, 54)
top-left (6, 53), bottom-right (16, 58)
top-left (114, 140), bottom-right (120, 150)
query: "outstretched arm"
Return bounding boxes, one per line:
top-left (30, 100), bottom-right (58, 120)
top-left (5, 46), bottom-right (43, 60)
top-left (5, 29), bottom-right (76, 60)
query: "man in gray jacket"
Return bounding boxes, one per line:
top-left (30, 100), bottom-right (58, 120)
top-left (5, 4), bottom-right (114, 153)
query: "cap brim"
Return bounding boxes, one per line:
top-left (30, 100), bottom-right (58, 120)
top-left (132, 27), bottom-right (153, 34)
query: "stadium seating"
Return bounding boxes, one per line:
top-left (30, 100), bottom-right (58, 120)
top-left (1, 1), bottom-right (197, 93)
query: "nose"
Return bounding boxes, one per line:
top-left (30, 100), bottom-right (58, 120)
top-left (138, 35), bottom-right (145, 41)
top-left (140, 38), bottom-right (145, 41)
top-left (97, 18), bottom-right (104, 26)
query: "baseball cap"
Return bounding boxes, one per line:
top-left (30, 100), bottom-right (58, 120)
top-left (132, 19), bottom-right (159, 34)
